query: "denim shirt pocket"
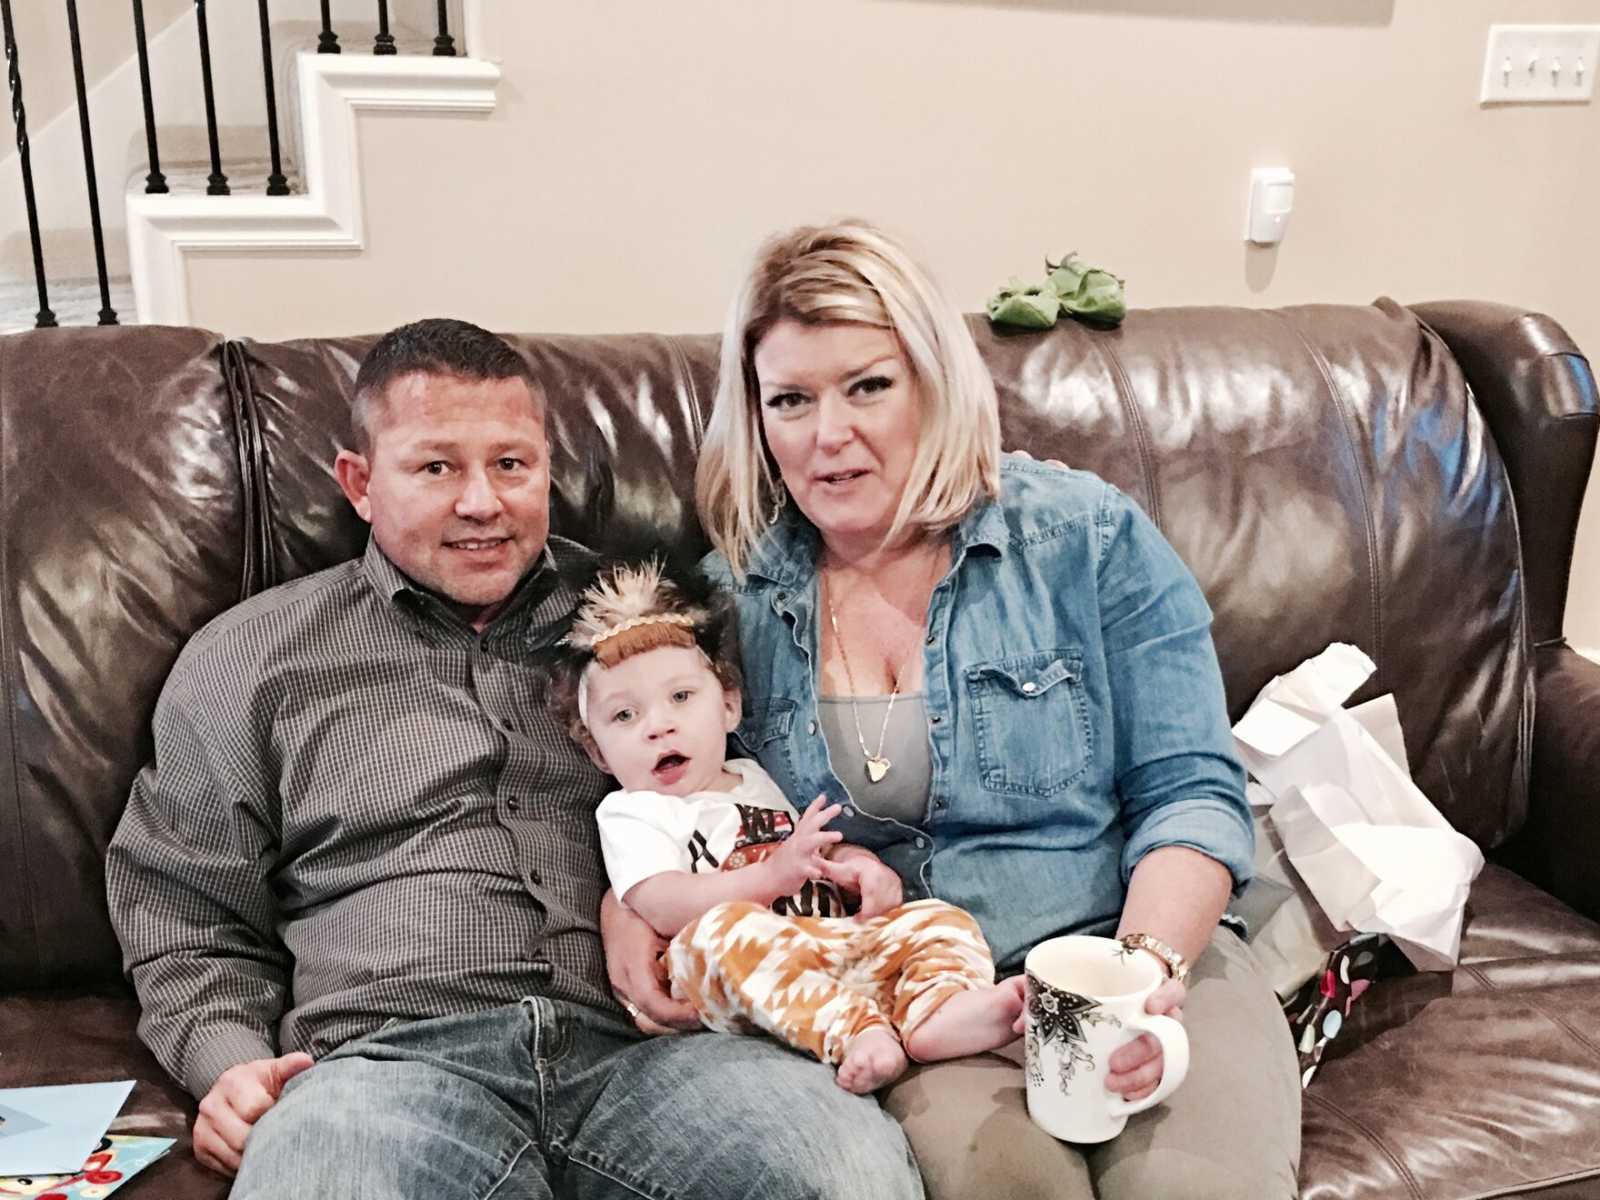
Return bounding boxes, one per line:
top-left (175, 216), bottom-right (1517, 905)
top-left (966, 648), bottom-right (1093, 797)
top-left (735, 697), bottom-right (800, 795)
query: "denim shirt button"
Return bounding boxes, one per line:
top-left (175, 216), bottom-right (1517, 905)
top-left (1021, 681), bottom-right (1039, 694)
top-left (925, 634), bottom-right (935, 645)
top-left (807, 720), bottom-right (817, 735)
top-left (841, 805), bottom-right (855, 818)
top-left (914, 836), bottom-right (927, 849)
top-left (930, 713), bottom-right (943, 725)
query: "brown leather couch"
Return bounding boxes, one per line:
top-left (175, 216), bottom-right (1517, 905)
top-left (2, 300), bottom-right (1597, 1199)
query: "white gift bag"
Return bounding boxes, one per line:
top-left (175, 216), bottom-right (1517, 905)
top-left (1232, 644), bottom-right (1484, 991)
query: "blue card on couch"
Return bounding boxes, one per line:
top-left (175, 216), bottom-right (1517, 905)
top-left (0, 1081), bottom-right (135, 1175)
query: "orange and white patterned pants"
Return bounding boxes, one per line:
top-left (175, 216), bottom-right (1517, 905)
top-left (667, 897), bottom-right (995, 1066)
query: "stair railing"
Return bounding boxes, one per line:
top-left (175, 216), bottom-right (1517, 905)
top-left (2, 1), bottom-right (461, 329)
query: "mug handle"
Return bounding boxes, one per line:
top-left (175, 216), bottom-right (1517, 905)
top-left (1104, 1014), bottom-right (1190, 1117)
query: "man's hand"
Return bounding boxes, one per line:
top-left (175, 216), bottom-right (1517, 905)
top-left (193, 1052), bottom-right (314, 1177)
top-left (599, 889), bottom-right (700, 1035)
top-left (763, 797), bottom-right (843, 897)
top-left (1104, 977), bottom-right (1186, 1101)
top-left (821, 846), bottom-right (903, 919)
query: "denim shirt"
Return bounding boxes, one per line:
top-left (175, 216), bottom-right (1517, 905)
top-left (705, 460), bottom-right (1253, 972)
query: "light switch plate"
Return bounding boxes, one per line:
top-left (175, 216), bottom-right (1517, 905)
top-left (1481, 25), bottom-right (1599, 103)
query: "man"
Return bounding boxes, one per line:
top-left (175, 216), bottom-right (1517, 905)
top-left (106, 319), bottom-right (922, 1198)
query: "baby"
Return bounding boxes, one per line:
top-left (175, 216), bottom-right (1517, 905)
top-left (549, 558), bottom-right (1024, 1093)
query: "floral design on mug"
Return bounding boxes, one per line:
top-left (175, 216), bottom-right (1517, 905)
top-left (1026, 970), bottom-right (1122, 1093)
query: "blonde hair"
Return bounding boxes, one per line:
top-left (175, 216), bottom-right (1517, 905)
top-left (695, 220), bottom-right (1002, 576)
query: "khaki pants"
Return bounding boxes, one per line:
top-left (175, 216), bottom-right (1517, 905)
top-left (881, 927), bottom-right (1301, 1199)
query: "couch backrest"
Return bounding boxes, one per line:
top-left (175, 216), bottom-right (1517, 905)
top-left (0, 328), bottom-right (253, 986)
top-left (3, 302), bottom-right (1591, 989)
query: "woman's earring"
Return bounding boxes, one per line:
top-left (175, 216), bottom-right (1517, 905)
top-left (768, 480), bottom-right (788, 525)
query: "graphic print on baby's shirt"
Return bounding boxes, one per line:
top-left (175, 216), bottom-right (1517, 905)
top-left (596, 759), bottom-right (847, 917)
top-left (687, 803), bottom-right (845, 917)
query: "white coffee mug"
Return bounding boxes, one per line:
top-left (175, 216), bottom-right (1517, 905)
top-left (1023, 934), bottom-right (1191, 1143)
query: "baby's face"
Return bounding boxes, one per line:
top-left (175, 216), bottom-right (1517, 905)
top-left (581, 644), bottom-right (741, 796)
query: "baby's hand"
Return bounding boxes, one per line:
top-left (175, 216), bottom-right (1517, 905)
top-left (765, 796), bottom-right (843, 896)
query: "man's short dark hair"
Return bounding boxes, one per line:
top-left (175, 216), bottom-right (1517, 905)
top-left (349, 318), bottom-right (540, 453)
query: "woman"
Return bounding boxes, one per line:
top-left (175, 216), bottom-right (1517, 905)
top-left (604, 221), bottom-right (1300, 1199)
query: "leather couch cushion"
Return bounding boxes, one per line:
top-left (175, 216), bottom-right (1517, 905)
top-left (0, 328), bottom-right (246, 988)
top-left (233, 332), bottom-right (722, 589)
top-left (0, 987), bottom-right (223, 1200)
top-left (235, 306), bottom-right (1529, 850)
top-left (1302, 864), bottom-right (1600, 1198)
top-left (970, 303), bottom-right (1529, 852)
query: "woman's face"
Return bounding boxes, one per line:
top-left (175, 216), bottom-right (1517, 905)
top-left (753, 319), bottom-right (923, 555)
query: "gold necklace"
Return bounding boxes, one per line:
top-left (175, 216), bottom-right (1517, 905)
top-left (821, 555), bottom-right (935, 785)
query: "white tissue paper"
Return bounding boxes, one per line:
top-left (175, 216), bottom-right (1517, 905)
top-left (1232, 643), bottom-right (1484, 997)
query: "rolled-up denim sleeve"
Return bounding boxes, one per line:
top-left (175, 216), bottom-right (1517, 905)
top-left (1096, 487), bottom-right (1254, 893)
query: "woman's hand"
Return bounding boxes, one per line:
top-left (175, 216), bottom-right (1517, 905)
top-left (821, 845), bottom-right (903, 919)
top-left (1006, 448), bottom-right (1068, 469)
top-left (599, 889), bottom-right (700, 1035)
top-left (1104, 977), bottom-right (1186, 1101)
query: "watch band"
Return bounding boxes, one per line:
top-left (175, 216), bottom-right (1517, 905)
top-left (1119, 932), bottom-right (1190, 984)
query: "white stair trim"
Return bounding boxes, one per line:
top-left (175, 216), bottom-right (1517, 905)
top-left (127, 38), bottom-right (498, 326)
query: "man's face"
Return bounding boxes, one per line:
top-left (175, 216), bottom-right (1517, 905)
top-left (334, 371), bottom-right (550, 630)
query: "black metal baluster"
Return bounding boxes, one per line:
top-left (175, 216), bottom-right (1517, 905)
top-left (317, 0), bottom-right (339, 53)
top-left (374, 1), bottom-right (396, 55)
top-left (0, 0), bottom-right (55, 326)
top-left (65, 0), bottom-right (116, 324)
top-left (433, 1), bottom-right (456, 56)
top-left (194, 0), bottom-right (228, 194)
top-left (131, 0), bottom-right (167, 193)
top-left (256, 0), bottom-right (288, 194)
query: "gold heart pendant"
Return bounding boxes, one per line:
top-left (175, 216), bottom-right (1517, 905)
top-left (865, 756), bottom-right (891, 783)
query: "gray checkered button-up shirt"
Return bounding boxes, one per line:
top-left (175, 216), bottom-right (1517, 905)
top-left (106, 537), bottom-right (614, 1099)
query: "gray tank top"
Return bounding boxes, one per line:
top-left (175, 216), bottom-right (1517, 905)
top-left (816, 693), bottom-right (932, 826)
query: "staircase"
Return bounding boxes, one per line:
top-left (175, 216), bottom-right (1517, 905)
top-left (1, 0), bottom-right (495, 333)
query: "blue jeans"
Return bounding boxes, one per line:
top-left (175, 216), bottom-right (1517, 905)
top-left (231, 998), bottom-right (923, 1199)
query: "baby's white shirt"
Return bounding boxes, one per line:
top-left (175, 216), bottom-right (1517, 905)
top-left (596, 758), bottom-right (800, 903)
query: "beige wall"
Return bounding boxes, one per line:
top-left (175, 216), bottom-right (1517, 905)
top-left (183, 0), bottom-right (1600, 649)
top-left (7, 1), bottom-right (189, 137)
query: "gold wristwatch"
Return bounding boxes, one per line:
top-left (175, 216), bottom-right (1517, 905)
top-left (1119, 932), bottom-right (1190, 984)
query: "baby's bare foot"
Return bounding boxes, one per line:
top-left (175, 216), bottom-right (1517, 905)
top-left (836, 1026), bottom-right (909, 1094)
top-left (903, 978), bottom-right (1026, 1063)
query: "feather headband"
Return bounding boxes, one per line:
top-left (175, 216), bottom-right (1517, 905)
top-left (561, 557), bottom-right (719, 725)
top-left (563, 559), bottom-right (710, 664)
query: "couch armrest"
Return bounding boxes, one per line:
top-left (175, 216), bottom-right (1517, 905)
top-left (1408, 302), bottom-right (1597, 647)
top-left (1494, 645), bottom-right (1600, 922)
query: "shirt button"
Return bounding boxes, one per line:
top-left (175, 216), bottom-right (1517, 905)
top-left (841, 805), bottom-right (855, 818)
top-left (914, 836), bottom-right (927, 849)
top-left (507, 797), bottom-right (521, 813)
top-left (1021, 681), bottom-right (1039, 695)
top-left (925, 634), bottom-right (936, 646)
top-left (930, 714), bottom-right (943, 725)
top-left (807, 720), bottom-right (818, 735)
